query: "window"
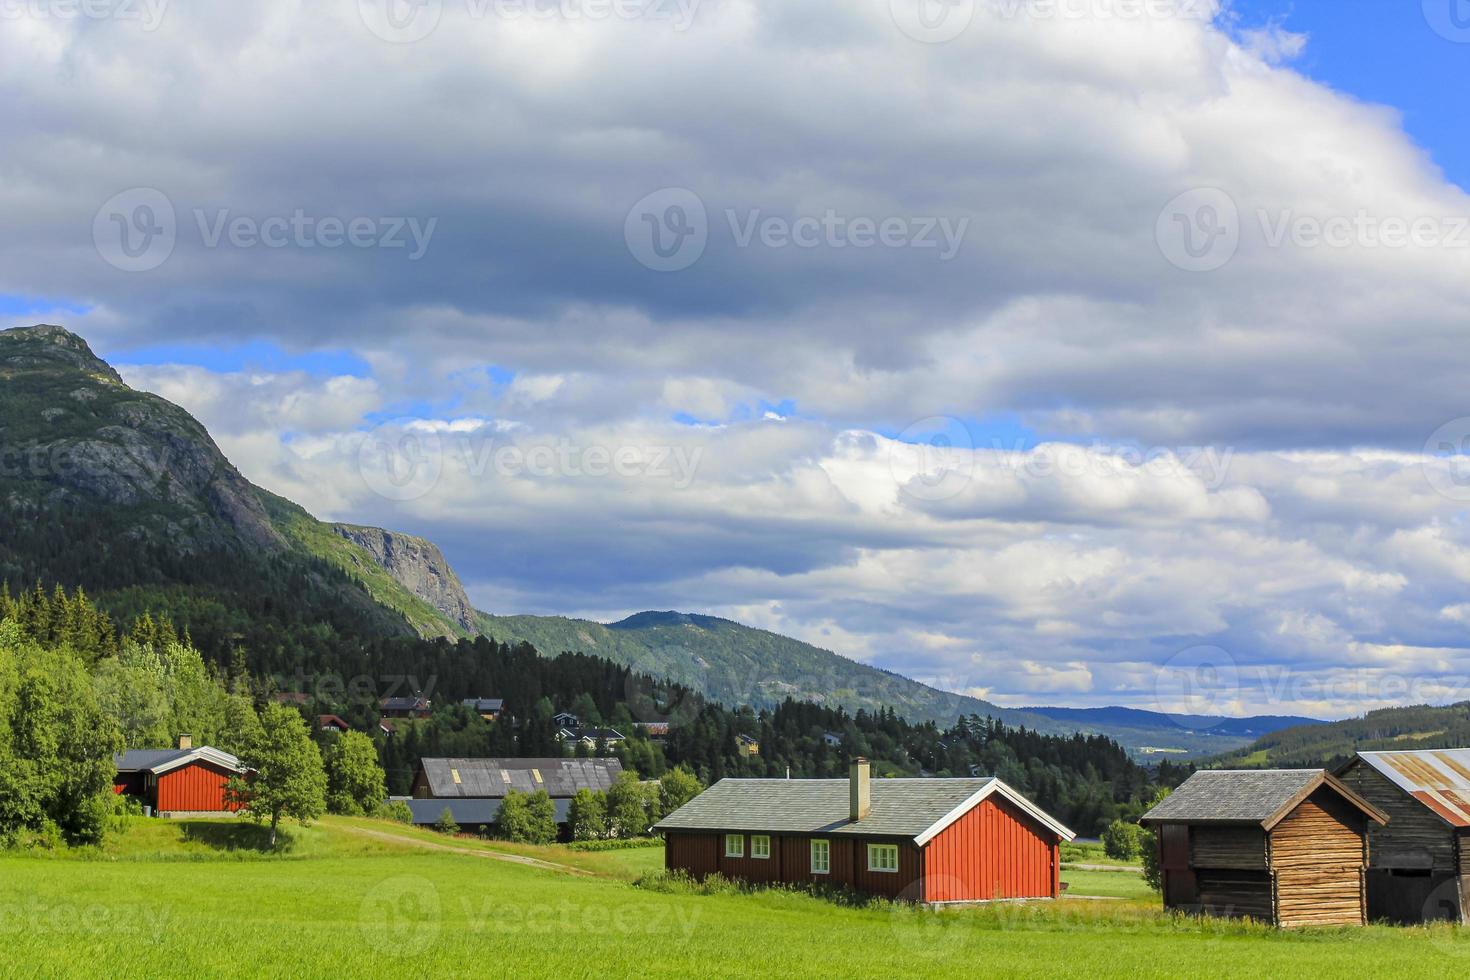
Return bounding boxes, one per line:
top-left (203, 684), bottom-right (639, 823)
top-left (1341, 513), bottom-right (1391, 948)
top-left (867, 843), bottom-right (899, 873)
top-left (751, 835), bottom-right (771, 859)
top-left (725, 834), bottom-right (744, 858)
top-left (810, 839), bottom-right (830, 874)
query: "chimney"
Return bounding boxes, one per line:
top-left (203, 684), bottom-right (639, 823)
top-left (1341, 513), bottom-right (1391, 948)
top-left (178, 734), bottom-right (192, 750)
top-left (850, 757), bottom-right (871, 822)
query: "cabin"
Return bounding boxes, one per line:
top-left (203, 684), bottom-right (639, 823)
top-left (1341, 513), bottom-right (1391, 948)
top-left (1139, 769), bottom-right (1387, 927)
top-left (461, 698), bottom-right (505, 721)
top-left (380, 695), bottom-right (431, 719)
top-left (557, 726), bottom-right (626, 749)
top-left (1336, 749), bottom-right (1470, 923)
top-left (736, 733), bottom-right (760, 757)
top-left (318, 714), bottom-right (351, 733)
top-left (654, 759), bottom-right (1074, 903)
top-left (552, 711), bottom-right (581, 728)
top-left (633, 722), bottom-right (671, 742)
top-left (113, 741), bottom-right (248, 815)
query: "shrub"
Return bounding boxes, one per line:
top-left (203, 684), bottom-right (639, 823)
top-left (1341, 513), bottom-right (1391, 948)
top-left (1102, 819), bottom-right (1140, 860)
top-left (378, 800), bottom-right (413, 825)
top-left (432, 808), bottom-right (460, 836)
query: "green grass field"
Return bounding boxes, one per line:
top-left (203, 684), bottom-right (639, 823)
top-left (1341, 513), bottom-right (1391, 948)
top-left (0, 817), bottom-right (1459, 978)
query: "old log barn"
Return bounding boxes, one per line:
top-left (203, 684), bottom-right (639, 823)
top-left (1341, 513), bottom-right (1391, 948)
top-left (113, 743), bottom-right (247, 814)
top-left (1336, 749), bottom-right (1470, 923)
top-left (653, 759), bottom-right (1075, 903)
top-left (1140, 769), bottom-right (1387, 927)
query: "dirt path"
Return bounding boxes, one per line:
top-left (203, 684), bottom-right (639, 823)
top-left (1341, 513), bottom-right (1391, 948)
top-left (338, 825), bottom-right (593, 876)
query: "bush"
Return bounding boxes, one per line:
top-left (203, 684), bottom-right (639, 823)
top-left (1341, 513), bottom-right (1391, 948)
top-left (378, 800), bottom-right (413, 825)
top-left (566, 836), bottom-right (663, 852)
top-left (1102, 819), bottom-right (1140, 860)
top-left (634, 870), bottom-right (743, 896)
top-left (432, 808), bottom-right (460, 836)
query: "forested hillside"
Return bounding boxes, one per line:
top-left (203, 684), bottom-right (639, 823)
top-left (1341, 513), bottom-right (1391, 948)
top-left (1213, 702), bottom-right (1470, 768)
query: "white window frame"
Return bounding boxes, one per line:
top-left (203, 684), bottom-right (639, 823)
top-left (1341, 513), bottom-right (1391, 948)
top-left (725, 834), bottom-right (744, 858)
top-left (751, 834), bottom-right (771, 859)
top-left (867, 843), bottom-right (899, 873)
top-left (810, 839), bottom-right (830, 875)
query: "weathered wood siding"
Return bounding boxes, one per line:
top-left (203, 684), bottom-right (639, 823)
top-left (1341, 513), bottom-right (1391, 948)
top-left (1268, 789), bottom-right (1367, 927)
top-left (1193, 869), bottom-right (1273, 920)
top-left (665, 832), bottom-right (719, 877)
top-left (1339, 760), bottom-right (1454, 870)
top-left (664, 832), bottom-right (920, 898)
top-left (1191, 826), bottom-right (1267, 870)
top-left (923, 796), bottom-right (1059, 902)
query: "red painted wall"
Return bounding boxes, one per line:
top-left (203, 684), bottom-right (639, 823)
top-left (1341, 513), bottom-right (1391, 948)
top-left (922, 796), bottom-right (1059, 902)
top-left (156, 761), bottom-right (239, 812)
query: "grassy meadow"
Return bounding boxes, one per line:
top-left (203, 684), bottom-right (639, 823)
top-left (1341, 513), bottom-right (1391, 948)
top-left (0, 817), bottom-right (1460, 978)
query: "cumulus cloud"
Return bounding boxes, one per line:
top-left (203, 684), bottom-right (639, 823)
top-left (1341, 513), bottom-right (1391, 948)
top-left (6, 1), bottom-right (1470, 715)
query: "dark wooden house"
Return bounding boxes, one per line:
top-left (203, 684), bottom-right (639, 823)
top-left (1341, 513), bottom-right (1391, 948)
top-left (654, 759), bottom-right (1075, 904)
top-left (1140, 769), bottom-right (1387, 927)
top-left (1336, 749), bottom-right (1470, 923)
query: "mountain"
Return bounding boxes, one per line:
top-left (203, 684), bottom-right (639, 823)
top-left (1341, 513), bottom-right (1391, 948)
top-left (1022, 705), bottom-right (1323, 741)
top-left (332, 524), bottom-right (477, 633)
top-left (0, 324), bottom-right (471, 648)
top-left (1210, 702), bottom-right (1470, 768)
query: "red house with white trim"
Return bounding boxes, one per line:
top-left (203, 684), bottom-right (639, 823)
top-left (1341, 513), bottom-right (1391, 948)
top-left (654, 759), bottom-right (1075, 903)
top-left (113, 742), bottom-right (248, 814)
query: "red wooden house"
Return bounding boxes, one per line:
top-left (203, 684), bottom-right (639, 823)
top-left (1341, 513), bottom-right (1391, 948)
top-left (654, 759), bottom-right (1074, 903)
top-left (113, 742), bottom-right (248, 814)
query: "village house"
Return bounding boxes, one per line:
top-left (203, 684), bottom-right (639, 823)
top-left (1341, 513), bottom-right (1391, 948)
top-left (113, 737), bottom-right (249, 815)
top-left (1336, 749), bottom-right (1470, 923)
top-left (380, 695), bottom-right (431, 719)
top-left (655, 759), bottom-right (1074, 903)
top-left (461, 698), bottom-right (505, 722)
top-left (736, 733), bottom-right (760, 757)
top-left (1140, 769), bottom-right (1387, 927)
top-left (632, 722), bottom-right (671, 743)
top-left (317, 714), bottom-right (351, 733)
top-left (409, 757), bottom-right (622, 837)
top-left (557, 726), bottom-right (626, 749)
top-left (552, 711), bottom-right (581, 728)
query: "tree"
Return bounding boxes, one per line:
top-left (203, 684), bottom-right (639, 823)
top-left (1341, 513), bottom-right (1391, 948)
top-left (657, 766), bottom-right (702, 819)
top-left (1102, 818), bottom-right (1139, 861)
top-left (525, 790), bottom-right (557, 845)
top-left (1138, 789), bottom-right (1171, 892)
top-left (606, 770), bottom-right (653, 838)
top-left (323, 730), bottom-right (387, 816)
top-left (433, 808), bottom-right (460, 835)
top-left (229, 703), bottom-right (327, 847)
top-left (494, 788), bottom-right (557, 844)
top-left (567, 788), bottom-right (607, 841)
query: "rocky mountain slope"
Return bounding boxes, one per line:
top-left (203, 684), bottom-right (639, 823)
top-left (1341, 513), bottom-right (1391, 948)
top-left (332, 524), bottom-right (477, 633)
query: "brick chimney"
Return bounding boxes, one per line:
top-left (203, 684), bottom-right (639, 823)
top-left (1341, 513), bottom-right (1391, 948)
top-left (850, 757), bottom-right (871, 822)
top-left (177, 734), bottom-right (193, 750)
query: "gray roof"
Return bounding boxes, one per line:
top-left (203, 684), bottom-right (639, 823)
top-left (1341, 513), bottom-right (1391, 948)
top-left (1140, 769), bottom-right (1383, 828)
top-left (654, 777), bottom-right (1074, 842)
top-left (417, 757), bottom-right (623, 798)
top-left (115, 749), bottom-right (193, 772)
top-left (462, 698), bottom-right (505, 711)
top-left (406, 797), bottom-right (573, 827)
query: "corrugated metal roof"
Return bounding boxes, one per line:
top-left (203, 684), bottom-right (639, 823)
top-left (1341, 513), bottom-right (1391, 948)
top-left (653, 777), bottom-right (1074, 841)
top-left (1354, 750), bottom-right (1470, 827)
top-left (1140, 770), bottom-right (1324, 826)
top-left (418, 757), bottom-right (623, 798)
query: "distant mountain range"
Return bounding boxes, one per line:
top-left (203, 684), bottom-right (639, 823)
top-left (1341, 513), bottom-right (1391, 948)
top-left (1209, 701), bottom-right (1470, 768)
top-left (0, 323), bottom-right (1323, 757)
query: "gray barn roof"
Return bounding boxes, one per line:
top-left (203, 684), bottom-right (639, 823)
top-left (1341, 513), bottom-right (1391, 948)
top-left (1140, 769), bottom-right (1387, 829)
top-left (115, 749), bottom-right (193, 772)
top-left (406, 797), bottom-right (573, 827)
top-left (417, 757), bottom-right (623, 799)
top-left (653, 777), bottom-right (1074, 843)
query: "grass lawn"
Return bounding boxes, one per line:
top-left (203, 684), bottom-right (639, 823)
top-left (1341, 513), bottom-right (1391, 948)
top-left (0, 817), bottom-right (1458, 978)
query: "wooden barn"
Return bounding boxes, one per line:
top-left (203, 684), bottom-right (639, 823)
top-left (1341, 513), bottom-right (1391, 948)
top-left (1140, 769), bottom-right (1387, 927)
top-left (113, 742), bottom-right (247, 814)
top-left (654, 759), bottom-right (1074, 904)
top-left (1336, 749), bottom-right (1470, 923)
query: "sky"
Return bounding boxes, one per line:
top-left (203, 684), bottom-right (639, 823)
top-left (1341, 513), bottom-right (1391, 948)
top-left (4, 0), bottom-right (1470, 719)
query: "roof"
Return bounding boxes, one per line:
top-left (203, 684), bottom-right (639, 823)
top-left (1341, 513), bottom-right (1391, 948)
top-left (1140, 769), bottom-right (1387, 829)
top-left (462, 698), bottom-right (505, 711)
top-left (115, 746), bottom-right (245, 776)
top-left (558, 727), bottom-right (625, 742)
top-left (405, 797), bottom-right (573, 827)
top-left (1343, 750), bottom-right (1470, 827)
top-left (318, 714), bottom-right (351, 730)
top-left (653, 777), bottom-right (1075, 843)
top-left (417, 757), bottom-right (623, 798)
top-left (381, 696), bottom-right (430, 711)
